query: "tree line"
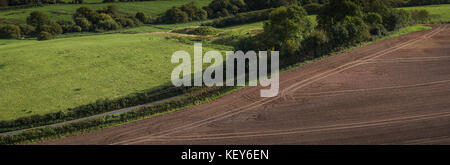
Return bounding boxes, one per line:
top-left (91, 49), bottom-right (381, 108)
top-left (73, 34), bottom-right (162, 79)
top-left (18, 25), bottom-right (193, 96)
top-left (236, 0), bottom-right (432, 66)
top-left (0, 5), bottom-right (151, 40)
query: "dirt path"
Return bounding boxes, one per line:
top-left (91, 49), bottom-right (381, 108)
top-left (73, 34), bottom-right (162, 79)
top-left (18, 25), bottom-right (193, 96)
top-left (39, 25), bottom-right (450, 145)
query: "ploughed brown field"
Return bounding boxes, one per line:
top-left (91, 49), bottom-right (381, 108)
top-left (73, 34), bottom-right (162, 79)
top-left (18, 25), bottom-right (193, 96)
top-left (39, 25), bottom-right (450, 145)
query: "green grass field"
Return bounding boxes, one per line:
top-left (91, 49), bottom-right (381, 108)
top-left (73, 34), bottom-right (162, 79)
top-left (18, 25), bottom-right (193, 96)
top-left (0, 33), bottom-right (221, 121)
top-left (402, 4), bottom-right (450, 23)
top-left (0, 0), bottom-right (212, 24)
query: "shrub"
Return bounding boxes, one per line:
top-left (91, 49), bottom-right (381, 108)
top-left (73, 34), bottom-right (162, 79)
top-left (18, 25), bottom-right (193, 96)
top-left (245, 0), bottom-right (298, 11)
top-left (364, 12), bottom-right (383, 26)
top-left (328, 16), bottom-right (370, 47)
top-left (317, 0), bottom-right (363, 30)
top-left (410, 9), bottom-right (429, 24)
top-left (74, 17), bottom-right (91, 31)
top-left (37, 31), bottom-right (52, 40)
top-left (57, 20), bottom-right (75, 33)
top-left (94, 13), bottom-right (119, 31)
top-left (204, 9), bottom-right (272, 28)
top-left (172, 26), bottom-right (221, 36)
top-left (303, 3), bottom-right (323, 15)
top-left (301, 29), bottom-right (330, 58)
top-left (19, 24), bottom-right (35, 36)
top-left (161, 7), bottom-right (189, 23)
top-left (179, 2), bottom-right (208, 21)
top-left (26, 11), bottom-right (51, 28)
top-left (384, 9), bottom-right (411, 31)
top-left (72, 25), bottom-right (82, 32)
top-left (73, 6), bottom-right (97, 22)
top-left (159, 2), bottom-right (207, 24)
top-left (0, 24), bottom-right (21, 39)
top-left (135, 12), bottom-right (147, 23)
top-left (49, 22), bottom-right (63, 35)
top-left (206, 0), bottom-right (247, 18)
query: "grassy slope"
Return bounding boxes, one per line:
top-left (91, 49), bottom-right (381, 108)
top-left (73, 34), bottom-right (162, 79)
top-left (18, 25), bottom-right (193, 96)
top-left (402, 4), bottom-right (450, 23)
top-left (0, 33), bottom-right (219, 121)
top-left (0, 0), bottom-right (212, 24)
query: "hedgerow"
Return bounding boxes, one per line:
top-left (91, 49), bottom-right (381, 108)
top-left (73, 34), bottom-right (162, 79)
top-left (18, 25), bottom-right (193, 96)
top-left (0, 86), bottom-right (236, 145)
top-left (203, 9), bottom-right (273, 28)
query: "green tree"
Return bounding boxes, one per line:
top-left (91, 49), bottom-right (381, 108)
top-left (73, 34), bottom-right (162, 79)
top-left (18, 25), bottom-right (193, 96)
top-left (207, 0), bottom-right (247, 18)
top-left (0, 24), bottom-right (21, 39)
top-left (384, 9), bottom-right (411, 31)
top-left (364, 12), bottom-right (383, 26)
top-left (303, 3), bottom-right (323, 15)
top-left (19, 24), bottom-right (36, 36)
top-left (135, 12), bottom-right (147, 23)
top-left (161, 7), bottom-right (189, 23)
top-left (73, 6), bottom-right (98, 22)
top-left (317, 0), bottom-right (363, 29)
top-left (263, 5), bottom-right (315, 58)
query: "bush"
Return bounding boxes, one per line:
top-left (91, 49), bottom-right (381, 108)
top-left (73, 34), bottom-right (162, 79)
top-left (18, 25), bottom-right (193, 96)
top-left (301, 29), bottom-right (330, 58)
top-left (0, 24), bottom-right (21, 39)
top-left (328, 16), bottom-right (370, 47)
top-left (384, 9), bottom-right (411, 31)
top-left (160, 7), bottom-right (189, 24)
top-left (183, 2), bottom-right (208, 21)
top-left (72, 25), bottom-right (82, 32)
top-left (204, 9), bottom-right (272, 28)
top-left (19, 24), bottom-right (35, 36)
top-left (317, 0), bottom-right (363, 30)
top-left (26, 11), bottom-right (51, 29)
top-left (262, 5), bottom-right (315, 58)
top-left (37, 31), bottom-right (52, 40)
top-left (303, 3), bottom-right (323, 15)
top-left (364, 12), bottom-right (383, 26)
top-left (410, 9), bottom-right (430, 24)
top-left (74, 17), bottom-right (91, 31)
top-left (135, 12), bottom-right (147, 23)
top-left (39, 22), bottom-right (63, 35)
top-left (206, 0), bottom-right (247, 18)
top-left (0, 85), bottom-right (194, 134)
top-left (159, 2), bottom-right (207, 24)
top-left (93, 13), bottom-right (119, 31)
top-left (172, 26), bottom-right (221, 36)
top-left (73, 6), bottom-right (97, 22)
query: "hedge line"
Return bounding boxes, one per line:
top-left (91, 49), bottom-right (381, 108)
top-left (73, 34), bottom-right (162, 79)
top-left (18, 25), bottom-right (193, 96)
top-left (0, 86), bottom-right (236, 145)
top-left (0, 4), bottom-right (42, 11)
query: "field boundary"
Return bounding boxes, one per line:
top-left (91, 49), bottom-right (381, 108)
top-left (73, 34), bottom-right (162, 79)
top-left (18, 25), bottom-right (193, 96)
top-left (0, 24), bottom-right (437, 145)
